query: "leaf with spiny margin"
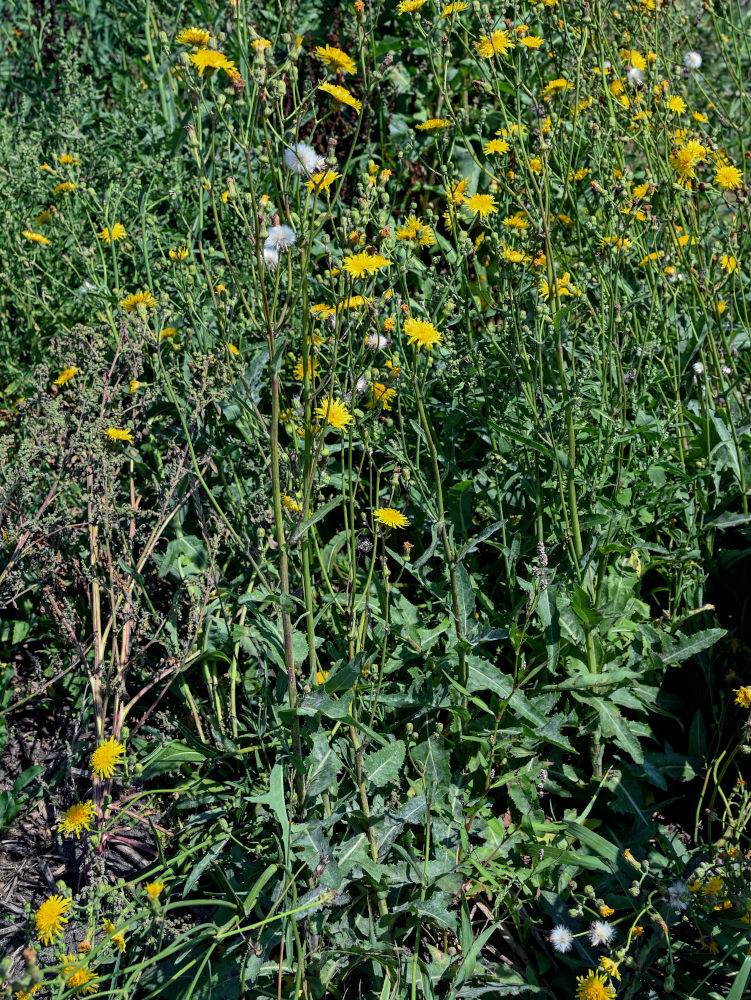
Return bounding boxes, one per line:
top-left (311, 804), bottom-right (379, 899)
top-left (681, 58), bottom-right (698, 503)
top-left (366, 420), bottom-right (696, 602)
top-left (363, 739), bottom-right (405, 788)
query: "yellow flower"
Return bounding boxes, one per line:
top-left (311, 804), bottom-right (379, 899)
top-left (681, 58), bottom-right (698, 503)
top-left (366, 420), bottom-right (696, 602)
top-left (104, 428), bottom-right (134, 444)
top-left (120, 290), bottom-right (158, 310)
top-left (404, 316), bottom-right (442, 351)
top-left (216, 283), bottom-right (227, 294)
top-left (543, 77), bottom-right (572, 99)
top-left (35, 209), bottom-right (52, 226)
top-left (103, 920), bottom-right (126, 953)
top-left (539, 272), bottom-right (581, 301)
top-left (35, 894), bottom-right (73, 946)
top-left (395, 215), bottom-right (436, 248)
top-left (598, 957), bottom-right (621, 982)
top-left (40, 162), bottom-right (53, 171)
top-left (293, 357), bottom-right (320, 381)
top-left (62, 956), bottom-right (97, 996)
top-left (464, 193), bottom-right (497, 219)
top-left (669, 139), bottom-right (706, 184)
top-left (22, 230), bottom-right (50, 245)
top-left (314, 398), bottom-right (353, 430)
top-left (129, 380), bottom-right (145, 394)
top-left (58, 153), bottom-right (79, 165)
top-left (318, 81), bottom-right (362, 114)
top-left (715, 164), bottom-right (743, 191)
top-left (282, 494), bottom-right (303, 514)
top-left (145, 881), bottom-right (165, 899)
top-left (397, 0), bottom-right (428, 12)
top-left (734, 686), bottom-right (751, 708)
top-left (599, 235), bottom-right (632, 250)
top-left (342, 251), bottom-right (391, 278)
top-left (227, 343), bottom-right (239, 356)
top-left (190, 49), bottom-right (237, 76)
top-left (60, 801), bottom-right (95, 838)
top-left (305, 170), bottom-right (341, 194)
top-left (529, 157), bottom-right (543, 173)
top-left (251, 38), bottom-right (271, 50)
top-left (574, 970), bottom-right (616, 1000)
top-left (519, 36), bottom-right (544, 48)
top-left (599, 904), bottom-right (615, 917)
top-left (441, 2), bottom-right (468, 15)
top-left (169, 245), bottom-right (189, 261)
top-left (693, 110), bottom-right (709, 123)
top-left (374, 507), bottom-right (410, 529)
top-left (336, 295), bottom-right (370, 311)
top-left (416, 118), bottom-right (451, 130)
top-left (315, 44), bottom-right (356, 74)
top-left (15, 985), bottom-right (43, 1000)
top-left (667, 95), bottom-right (687, 115)
top-left (53, 181), bottom-right (76, 194)
top-left (160, 327), bottom-right (178, 339)
top-left (176, 27), bottom-right (210, 48)
top-left (369, 382), bottom-right (396, 410)
top-left (475, 30), bottom-right (514, 59)
top-left (54, 366), bottom-right (79, 386)
top-left (90, 736), bottom-right (126, 777)
top-left (620, 48), bottom-right (646, 71)
top-left (98, 222), bottom-right (127, 243)
top-left (721, 254), bottom-right (738, 274)
top-left (502, 213), bottom-right (528, 230)
top-left (484, 138), bottom-right (510, 155)
top-left (632, 925), bottom-right (644, 936)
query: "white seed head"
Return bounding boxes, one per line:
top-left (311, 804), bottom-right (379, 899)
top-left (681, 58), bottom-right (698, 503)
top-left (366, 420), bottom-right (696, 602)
top-left (366, 332), bottom-right (390, 350)
top-left (666, 882), bottom-right (689, 911)
top-left (356, 376), bottom-right (369, 395)
top-left (692, 361), bottom-right (705, 375)
top-left (549, 925), bottom-right (574, 954)
top-left (264, 225), bottom-right (297, 253)
top-left (263, 247), bottom-right (279, 270)
top-left (627, 66), bottom-right (643, 85)
top-left (684, 51), bottom-right (702, 70)
top-left (589, 921), bottom-right (615, 946)
top-left (284, 142), bottom-right (325, 176)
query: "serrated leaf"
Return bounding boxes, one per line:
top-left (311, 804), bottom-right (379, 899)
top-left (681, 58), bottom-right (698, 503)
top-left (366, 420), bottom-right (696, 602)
top-left (661, 628), bottom-right (726, 664)
top-left (363, 739), bottom-right (405, 788)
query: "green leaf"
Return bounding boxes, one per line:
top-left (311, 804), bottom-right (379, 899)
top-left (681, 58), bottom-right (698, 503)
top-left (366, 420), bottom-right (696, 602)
top-left (728, 953), bottom-right (751, 1000)
top-left (585, 695), bottom-right (644, 764)
top-left (363, 739), bottom-right (405, 788)
top-left (306, 731), bottom-right (342, 799)
top-left (661, 628), bottom-right (726, 664)
top-left (454, 562), bottom-right (476, 640)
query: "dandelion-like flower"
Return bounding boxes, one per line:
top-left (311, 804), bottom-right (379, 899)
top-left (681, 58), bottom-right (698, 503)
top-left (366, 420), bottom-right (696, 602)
top-left (169, 246), bottom-right (189, 261)
top-left (293, 357), bottom-right (320, 381)
top-left (282, 494), bottom-right (302, 514)
top-left (58, 152), bottom-right (79, 164)
top-left (35, 894), bottom-right (73, 946)
top-left (415, 118), bottom-right (450, 131)
top-left (120, 290), bottom-right (157, 310)
top-left (404, 316), bottom-right (442, 351)
top-left (369, 382), bottom-right (396, 410)
top-left (549, 924), bottom-right (574, 953)
top-left (397, 0), bottom-right (428, 12)
top-left (318, 81), bottom-right (362, 114)
top-left (684, 51), bottom-right (702, 70)
top-left (54, 366), bottom-right (79, 387)
top-left (103, 919), bottom-right (126, 953)
top-left (519, 35), bottom-right (544, 48)
top-left (588, 920), bottom-right (615, 946)
top-left (342, 251), bottom-right (391, 278)
top-left (53, 181), bottom-right (76, 194)
top-left (284, 142), bottom-right (325, 176)
top-left (62, 956), bottom-right (98, 996)
top-left (374, 507), bottom-right (409, 529)
top-left (145, 881), bottom-right (166, 899)
top-left (104, 428), bottom-right (134, 444)
top-left (190, 49), bottom-right (237, 76)
top-left (90, 737), bottom-right (126, 778)
top-left (463, 193), bottom-right (497, 219)
top-left (667, 95), bottom-right (687, 115)
top-left (98, 223), bottom-right (126, 243)
top-left (314, 398), bottom-right (353, 431)
top-left (502, 213), bottom-right (528, 230)
top-left (475, 30), bottom-right (514, 59)
top-left (574, 969), bottom-right (616, 1000)
top-left (176, 27), bottom-right (210, 48)
top-left (395, 215), bottom-right (436, 248)
top-left (484, 138), bottom-right (510, 155)
top-left (264, 225), bottom-right (297, 253)
top-left (22, 230), bottom-right (50, 245)
top-left (715, 164), bottom-right (743, 190)
top-left (734, 686), bottom-right (751, 708)
top-left (305, 170), bottom-right (341, 194)
top-left (441, 2), bottom-right (468, 16)
top-left (543, 77), bottom-right (572, 99)
top-left (720, 254), bottom-right (738, 273)
top-left (315, 43), bottom-right (356, 74)
top-left (59, 801), bottom-right (95, 839)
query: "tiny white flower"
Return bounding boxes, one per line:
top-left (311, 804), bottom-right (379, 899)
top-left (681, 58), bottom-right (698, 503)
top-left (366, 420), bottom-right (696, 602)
top-left (684, 51), bottom-right (702, 70)
top-left (263, 247), bottom-right (279, 270)
top-left (264, 225), bottom-right (297, 253)
top-left (284, 142), bottom-right (325, 176)
top-left (549, 925), bottom-right (574, 954)
top-left (365, 332), bottom-right (391, 350)
top-left (589, 921), bottom-right (615, 946)
top-left (692, 361), bottom-right (705, 375)
top-left (665, 882), bottom-right (689, 911)
top-left (627, 66), bottom-right (643, 85)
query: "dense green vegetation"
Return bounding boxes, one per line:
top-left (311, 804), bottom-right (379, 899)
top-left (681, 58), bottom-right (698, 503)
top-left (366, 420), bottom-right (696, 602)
top-left (1, 2), bottom-right (750, 999)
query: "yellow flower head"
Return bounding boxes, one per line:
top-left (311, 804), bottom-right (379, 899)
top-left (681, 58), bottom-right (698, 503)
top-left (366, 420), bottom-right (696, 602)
top-left (416, 118), bottom-right (451, 131)
top-left (315, 44), bottom-right (356, 74)
top-left (441, 2), bottom-right (468, 16)
top-left (282, 494), bottom-right (303, 514)
top-left (342, 251), bottom-right (391, 278)
top-left (475, 30), bottom-right (514, 59)
top-left (90, 736), bottom-right (126, 778)
top-left (314, 398), bottom-right (353, 430)
top-left (720, 254), bottom-right (738, 274)
top-left (53, 181), bottom-right (76, 194)
top-left (35, 894), bottom-right (73, 946)
top-left (715, 164), bottom-right (743, 191)
top-left (395, 215), bottom-right (436, 248)
top-left (539, 272), bottom-right (581, 301)
top-left (319, 81), bottom-right (362, 114)
top-left (543, 77), bottom-right (572, 99)
top-left (120, 290), bottom-right (158, 311)
top-left (22, 230), bottom-right (50, 245)
top-left (145, 881), bottom-right (166, 899)
top-left (369, 382), bottom-right (396, 410)
top-left (169, 246), bottom-right (189, 261)
top-left (59, 801), bottom-right (95, 839)
top-left (251, 38), bottom-right (272, 50)
top-left (176, 27), bottom-right (210, 48)
top-left (667, 95), bottom-right (687, 115)
top-left (54, 366), bottom-right (79, 387)
top-left (734, 685), bottom-right (751, 708)
top-left (374, 507), bottom-right (409, 529)
top-left (502, 213), bottom-right (528, 230)
top-left (190, 49), bottom-right (237, 76)
top-left (58, 153), bottom-right (79, 165)
top-left (305, 170), bottom-right (341, 194)
top-left (404, 316), bottom-right (442, 351)
top-left (104, 427), bottom-right (134, 444)
top-left (463, 193), bottom-right (497, 219)
top-left (598, 957), bottom-right (621, 982)
top-left (397, 0), bottom-right (428, 12)
top-left (484, 138), bottom-right (510, 155)
top-left (98, 222), bottom-right (127, 243)
top-left (62, 956), bottom-right (98, 996)
top-left (293, 357), bottom-right (320, 381)
top-left (519, 35), bottom-right (544, 48)
top-left (574, 969), bottom-right (616, 1000)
